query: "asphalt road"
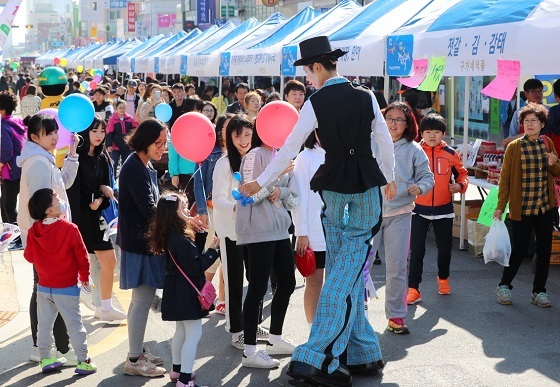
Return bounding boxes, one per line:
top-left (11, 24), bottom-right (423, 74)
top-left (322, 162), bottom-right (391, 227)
top-left (1, 230), bottom-right (560, 387)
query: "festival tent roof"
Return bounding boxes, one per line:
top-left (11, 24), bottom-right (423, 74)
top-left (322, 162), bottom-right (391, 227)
top-left (67, 44), bottom-right (109, 68)
top-left (224, 0), bottom-right (361, 77)
top-left (324, 0), bottom-right (435, 76)
top-left (156, 26), bottom-right (221, 74)
top-left (185, 14), bottom-right (280, 77)
top-left (131, 31), bottom-right (189, 73)
top-left (117, 34), bottom-right (167, 73)
top-left (162, 23), bottom-right (240, 74)
top-left (101, 39), bottom-right (143, 67)
top-left (82, 40), bottom-right (128, 70)
top-left (36, 48), bottom-right (75, 66)
top-left (142, 29), bottom-right (203, 73)
top-left (389, 0), bottom-right (560, 76)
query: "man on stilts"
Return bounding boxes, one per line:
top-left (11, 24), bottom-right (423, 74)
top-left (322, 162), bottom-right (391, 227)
top-left (240, 36), bottom-right (396, 386)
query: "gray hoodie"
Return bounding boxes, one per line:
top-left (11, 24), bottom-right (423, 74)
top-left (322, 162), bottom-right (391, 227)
top-left (372, 138), bottom-right (434, 215)
top-left (236, 147), bottom-right (298, 245)
top-left (16, 140), bottom-right (79, 246)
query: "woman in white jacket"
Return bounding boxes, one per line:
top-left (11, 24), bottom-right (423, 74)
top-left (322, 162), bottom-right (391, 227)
top-left (17, 114), bottom-right (80, 364)
top-left (290, 131), bottom-right (326, 328)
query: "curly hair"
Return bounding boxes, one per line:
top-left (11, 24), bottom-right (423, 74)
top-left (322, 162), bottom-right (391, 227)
top-left (0, 91), bottom-right (18, 115)
top-left (518, 102), bottom-right (549, 126)
top-left (148, 191), bottom-right (195, 255)
top-left (383, 101), bottom-right (418, 142)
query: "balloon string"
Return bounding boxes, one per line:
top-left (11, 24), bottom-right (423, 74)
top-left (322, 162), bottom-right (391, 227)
top-left (199, 162), bottom-right (213, 230)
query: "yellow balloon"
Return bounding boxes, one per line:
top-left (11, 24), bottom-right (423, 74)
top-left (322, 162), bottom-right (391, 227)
top-left (89, 69), bottom-right (95, 76)
top-left (60, 58), bottom-right (67, 66)
top-left (77, 65), bottom-right (84, 73)
top-left (80, 86), bottom-right (85, 92)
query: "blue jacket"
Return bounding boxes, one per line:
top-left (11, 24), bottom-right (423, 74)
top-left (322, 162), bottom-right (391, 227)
top-left (116, 153), bottom-right (159, 255)
top-left (168, 142), bottom-right (196, 176)
top-left (194, 146), bottom-right (222, 215)
top-left (0, 116), bottom-right (26, 181)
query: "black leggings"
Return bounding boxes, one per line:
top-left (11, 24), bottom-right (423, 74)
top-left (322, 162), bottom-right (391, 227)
top-left (30, 268), bottom-right (69, 352)
top-left (243, 239), bottom-right (295, 345)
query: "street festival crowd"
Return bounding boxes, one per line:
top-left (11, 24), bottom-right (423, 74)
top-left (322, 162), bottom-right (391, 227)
top-left (2, 36), bottom-right (560, 386)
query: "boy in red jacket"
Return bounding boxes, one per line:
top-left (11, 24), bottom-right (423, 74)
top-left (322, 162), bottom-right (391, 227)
top-left (24, 188), bottom-right (97, 375)
top-left (407, 114), bottom-right (468, 304)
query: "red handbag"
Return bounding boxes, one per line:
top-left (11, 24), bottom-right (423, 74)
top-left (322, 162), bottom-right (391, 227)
top-left (295, 247), bottom-right (316, 277)
top-left (168, 250), bottom-right (216, 310)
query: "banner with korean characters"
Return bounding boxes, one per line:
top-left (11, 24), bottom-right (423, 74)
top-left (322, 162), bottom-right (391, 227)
top-left (225, 46), bottom-right (282, 77)
top-left (187, 52), bottom-right (222, 77)
top-left (406, 24), bottom-right (521, 76)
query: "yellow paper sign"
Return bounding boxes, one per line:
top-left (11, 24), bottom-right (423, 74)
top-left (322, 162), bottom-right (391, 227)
top-left (418, 57), bottom-right (446, 92)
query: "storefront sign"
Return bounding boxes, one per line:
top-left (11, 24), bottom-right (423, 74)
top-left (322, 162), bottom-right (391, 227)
top-left (127, 3), bottom-right (136, 33)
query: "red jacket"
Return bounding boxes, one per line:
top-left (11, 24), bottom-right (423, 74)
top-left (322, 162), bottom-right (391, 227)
top-left (24, 219), bottom-right (90, 288)
top-left (414, 140), bottom-right (468, 216)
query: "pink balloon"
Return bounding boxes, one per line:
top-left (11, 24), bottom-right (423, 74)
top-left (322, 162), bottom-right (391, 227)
top-left (35, 108), bottom-right (73, 148)
top-left (171, 112), bottom-right (216, 163)
top-left (256, 101), bottom-right (299, 148)
top-left (89, 81), bottom-right (98, 90)
top-left (93, 74), bottom-right (102, 83)
top-left (53, 57), bottom-right (60, 65)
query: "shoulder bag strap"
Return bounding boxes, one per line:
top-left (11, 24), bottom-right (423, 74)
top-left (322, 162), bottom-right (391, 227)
top-left (168, 249), bottom-right (202, 297)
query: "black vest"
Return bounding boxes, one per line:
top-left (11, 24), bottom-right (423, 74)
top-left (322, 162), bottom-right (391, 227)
top-left (309, 82), bottom-right (387, 194)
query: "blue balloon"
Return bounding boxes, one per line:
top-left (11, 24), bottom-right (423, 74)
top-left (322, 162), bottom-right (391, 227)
top-left (232, 189), bottom-right (243, 200)
top-left (155, 103), bottom-right (172, 122)
top-left (231, 189), bottom-right (254, 206)
top-left (58, 94), bottom-right (95, 133)
top-left (233, 172), bottom-right (242, 181)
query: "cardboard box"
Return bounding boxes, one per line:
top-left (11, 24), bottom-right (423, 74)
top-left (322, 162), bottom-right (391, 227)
top-left (467, 219), bottom-right (490, 256)
top-left (551, 231), bottom-right (560, 264)
top-left (452, 200), bottom-right (483, 239)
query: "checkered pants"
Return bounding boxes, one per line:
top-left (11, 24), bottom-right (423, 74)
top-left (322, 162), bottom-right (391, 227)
top-left (292, 187), bottom-right (383, 373)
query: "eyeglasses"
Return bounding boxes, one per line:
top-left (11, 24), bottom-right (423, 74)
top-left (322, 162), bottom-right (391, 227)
top-left (527, 89), bottom-right (543, 94)
top-left (202, 108), bottom-right (215, 114)
top-left (386, 117), bottom-right (406, 125)
top-left (523, 119), bottom-right (541, 125)
top-left (154, 140), bottom-right (168, 149)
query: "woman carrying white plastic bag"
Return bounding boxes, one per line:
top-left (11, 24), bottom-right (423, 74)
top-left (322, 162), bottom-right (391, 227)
top-left (483, 219), bottom-right (510, 267)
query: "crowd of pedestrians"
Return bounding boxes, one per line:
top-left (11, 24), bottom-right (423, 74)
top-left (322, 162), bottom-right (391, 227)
top-left (1, 35), bottom-right (559, 386)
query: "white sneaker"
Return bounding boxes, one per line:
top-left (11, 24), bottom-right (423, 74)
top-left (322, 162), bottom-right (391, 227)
top-left (256, 325), bottom-right (269, 341)
top-left (94, 306), bottom-right (127, 321)
top-left (266, 337), bottom-right (296, 356)
top-left (241, 350), bottom-right (280, 369)
top-left (56, 347), bottom-right (77, 366)
top-left (80, 287), bottom-right (96, 311)
top-left (231, 333), bottom-right (244, 350)
top-left (30, 346), bottom-right (40, 362)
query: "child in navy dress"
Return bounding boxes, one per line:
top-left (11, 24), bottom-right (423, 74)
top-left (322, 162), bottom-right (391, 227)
top-left (148, 191), bottom-right (220, 387)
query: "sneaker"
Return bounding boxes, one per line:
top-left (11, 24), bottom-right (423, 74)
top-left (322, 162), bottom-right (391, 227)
top-left (231, 333), bottom-right (245, 350)
top-left (40, 356), bottom-right (66, 373)
top-left (386, 318), bottom-right (410, 334)
top-left (123, 354), bottom-right (166, 377)
top-left (256, 325), bottom-right (270, 341)
top-left (437, 276), bottom-right (451, 295)
top-left (215, 302), bottom-right (226, 315)
top-left (407, 288), bottom-right (422, 305)
top-left (80, 286), bottom-right (96, 311)
top-left (531, 292), bottom-right (552, 308)
top-left (94, 306), bottom-right (127, 321)
top-left (170, 370), bottom-right (196, 382)
top-left (57, 348), bottom-right (77, 367)
top-left (241, 350), bottom-right (280, 369)
top-left (75, 357), bottom-right (97, 375)
top-left (8, 241), bottom-right (23, 251)
top-left (30, 346), bottom-right (40, 362)
top-left (177, 381), bottom-right (206, 387)
top-left (496, 285), bottom-right (512, 305)
top-left (143, 347), bottom-right (164, 366)
top-left (266, 337), bottom-right (296, 356)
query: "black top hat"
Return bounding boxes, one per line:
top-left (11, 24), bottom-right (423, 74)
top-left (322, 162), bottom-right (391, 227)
top-left (293, 36), bottom-right (347, 66)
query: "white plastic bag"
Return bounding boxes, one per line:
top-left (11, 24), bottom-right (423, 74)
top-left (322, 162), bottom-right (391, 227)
top-left (483, 219), bottom-right (511, 266)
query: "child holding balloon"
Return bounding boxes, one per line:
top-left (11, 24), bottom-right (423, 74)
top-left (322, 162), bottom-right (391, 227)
top-left (106, 99), bottom-right (138, 177)
top-left (17, 114), bottom-right (80, 364)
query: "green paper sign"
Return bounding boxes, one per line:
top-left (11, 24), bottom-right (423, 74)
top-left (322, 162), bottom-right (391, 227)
top-left (477, 186), bottom-right (508, 227)
top-left (418, 57), bottom-right (446, 92)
